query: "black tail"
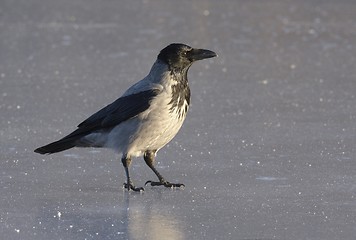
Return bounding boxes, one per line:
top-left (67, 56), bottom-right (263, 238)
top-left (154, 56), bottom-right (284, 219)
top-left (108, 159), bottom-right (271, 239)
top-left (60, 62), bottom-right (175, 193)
top-left (34, 138), bottom-right (77, 154)
top-left (34, 126), bottom-right (92, 154)
top-left (34, 125), bottom-right (98, 154)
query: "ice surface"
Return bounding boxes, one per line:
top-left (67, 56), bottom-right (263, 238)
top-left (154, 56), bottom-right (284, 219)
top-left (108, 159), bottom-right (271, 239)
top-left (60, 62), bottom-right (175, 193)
top-left (1, 0), bottom-right (356, 239)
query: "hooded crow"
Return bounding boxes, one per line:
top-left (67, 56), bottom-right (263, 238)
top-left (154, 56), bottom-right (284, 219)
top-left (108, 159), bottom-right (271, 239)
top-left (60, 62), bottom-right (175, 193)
top-left (34, 43), bottom-right (217, 191)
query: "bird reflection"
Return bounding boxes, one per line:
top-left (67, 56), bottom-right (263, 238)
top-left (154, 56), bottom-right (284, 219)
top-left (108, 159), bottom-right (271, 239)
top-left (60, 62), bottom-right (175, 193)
top-left (122, 192), bottom-right (184, 240)
top-left (36, 189), bottom-right (184, 239)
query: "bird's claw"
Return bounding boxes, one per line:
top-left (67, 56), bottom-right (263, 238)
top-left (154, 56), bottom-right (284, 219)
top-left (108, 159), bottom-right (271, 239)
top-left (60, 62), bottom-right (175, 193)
top-left (123, 183), bottom-right (144, 192)
top-left (145, 180), bottom-right (185, 189)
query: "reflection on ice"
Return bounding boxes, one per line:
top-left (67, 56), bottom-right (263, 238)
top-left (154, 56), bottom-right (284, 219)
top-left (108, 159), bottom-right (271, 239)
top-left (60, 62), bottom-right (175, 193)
top-left (128, 206), bottom-right (183, 240)
top-left (63, 153), bottom-right (83, 159)
top-left (256, 177), bottom-right (288, 181)
top-left (35, 192), bottom-right (185, 240)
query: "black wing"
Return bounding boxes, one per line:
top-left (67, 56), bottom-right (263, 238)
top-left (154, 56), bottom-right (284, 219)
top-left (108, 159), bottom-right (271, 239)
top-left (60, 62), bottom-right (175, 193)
top-left (34, 89), bottom-right (160, 154)
top-left (77, 89), bottom-right (160, 129)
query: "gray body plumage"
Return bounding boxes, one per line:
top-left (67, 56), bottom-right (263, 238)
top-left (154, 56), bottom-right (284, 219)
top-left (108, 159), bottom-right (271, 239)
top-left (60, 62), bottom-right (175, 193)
top-left (82, 60), bottom-right (189, 157)
top-left (35, 43), bottom-right (216, 191)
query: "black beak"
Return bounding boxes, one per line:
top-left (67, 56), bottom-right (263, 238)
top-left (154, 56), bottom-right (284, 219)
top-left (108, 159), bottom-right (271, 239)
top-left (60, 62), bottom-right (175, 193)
top-left (188, 48), bottom-right (217, 61)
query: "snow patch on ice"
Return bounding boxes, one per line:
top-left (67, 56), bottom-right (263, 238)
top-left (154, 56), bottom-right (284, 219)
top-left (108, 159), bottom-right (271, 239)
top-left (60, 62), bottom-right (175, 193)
top-left (256, 176), bottom-right (288, 181)
top-left (63, 153), bottom-right (83, 159)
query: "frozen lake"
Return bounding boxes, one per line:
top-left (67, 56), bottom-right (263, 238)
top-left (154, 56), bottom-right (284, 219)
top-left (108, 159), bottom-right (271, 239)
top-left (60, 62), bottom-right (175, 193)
top-left (1, 0), bottom-right (356, 239)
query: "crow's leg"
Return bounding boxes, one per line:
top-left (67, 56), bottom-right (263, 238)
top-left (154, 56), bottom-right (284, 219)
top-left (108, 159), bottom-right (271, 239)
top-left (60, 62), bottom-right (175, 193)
top-left (122, 155), bottom-right (144, 192)
top-left (144, 150), bottom-right (185, 188)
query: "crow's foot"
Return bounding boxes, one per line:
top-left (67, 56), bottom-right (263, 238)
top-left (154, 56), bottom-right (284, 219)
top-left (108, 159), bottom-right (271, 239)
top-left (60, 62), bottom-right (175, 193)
top-left (123, 182), bottom-right (144, 192)
top-left (145, 180), bottom-right (185, 189)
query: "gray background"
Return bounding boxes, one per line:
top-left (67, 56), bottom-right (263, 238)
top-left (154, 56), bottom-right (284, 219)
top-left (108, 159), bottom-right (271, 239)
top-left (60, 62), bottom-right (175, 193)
top-left (1, 0), bottom-right (356, 239)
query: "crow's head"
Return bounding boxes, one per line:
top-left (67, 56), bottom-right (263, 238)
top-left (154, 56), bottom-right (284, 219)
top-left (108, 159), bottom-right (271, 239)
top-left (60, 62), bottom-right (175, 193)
top-left (158, 43), bottom-right (217, 71)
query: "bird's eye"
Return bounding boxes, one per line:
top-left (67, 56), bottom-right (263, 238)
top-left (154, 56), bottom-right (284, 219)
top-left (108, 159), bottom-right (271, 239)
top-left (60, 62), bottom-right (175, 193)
top-left (184, 49), bottom-right (192, 56)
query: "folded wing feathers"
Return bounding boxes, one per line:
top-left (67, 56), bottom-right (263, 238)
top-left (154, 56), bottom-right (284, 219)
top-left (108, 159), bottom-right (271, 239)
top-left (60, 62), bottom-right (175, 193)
top-left (78, 89), bottom-right (160, 129)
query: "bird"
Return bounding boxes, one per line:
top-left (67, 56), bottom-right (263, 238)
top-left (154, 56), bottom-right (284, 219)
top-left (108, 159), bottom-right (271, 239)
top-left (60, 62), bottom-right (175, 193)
top-left (34, 43), bottom-right (217, 191)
